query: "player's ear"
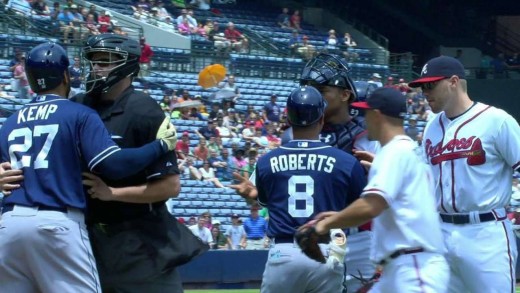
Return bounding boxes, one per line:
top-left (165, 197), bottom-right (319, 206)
top-left (341, 88), bottom-right (353, 103)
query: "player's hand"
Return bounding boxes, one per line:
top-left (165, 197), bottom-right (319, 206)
top-left (82, 172), bottom-right (115, 201)
top-left (228, 172), bottom-right (258, 200)
top-left (312, 211), bottom-right (338, 235)
top-left (353, 150), bottom-right (375, 171)
top-left (156, 117), bottom-right (178, 151)
top-left (0, 162), bottom-right (23, 196)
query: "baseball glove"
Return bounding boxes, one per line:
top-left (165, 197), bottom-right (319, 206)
top-left (295, 225), bottom-right (326, 263)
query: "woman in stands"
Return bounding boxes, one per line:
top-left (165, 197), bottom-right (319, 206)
top-left (198, 161), bottom-right (224, 188)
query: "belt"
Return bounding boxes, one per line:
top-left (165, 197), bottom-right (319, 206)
top-left (2, 204), bottom-right (68, 213)
top-left (378, 247), bottom-right (424, 265)
top-left (248, 237), bottom-right (264, 240)
top-left (440, 212), bottom-right (496, 224)
top-left (274, 236), bottom-right (329, 244)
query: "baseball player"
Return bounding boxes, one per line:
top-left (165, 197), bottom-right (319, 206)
top-left (0, 43), bottom-right (176, 292)
top-left (256, 86), bottom-right (367, 293)
top-left (230, 53), bottom-right (379, 291)
top-left (408, 56), bottom-right (520, 293)
top-left (312, 87), bottom-right (449, 293)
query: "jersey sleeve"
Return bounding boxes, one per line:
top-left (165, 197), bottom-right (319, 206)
top-left (495, 113), bottom-right (520, 171)
top-left (79, 111), bottom-right (120, 171)
top-left (361, 149), bottom-right (408, 206)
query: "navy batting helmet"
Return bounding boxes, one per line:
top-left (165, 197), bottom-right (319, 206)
top-left (82, 33), bottom-right (141, 95)
top-left (299, 53), bottom-right (357, 102)
top-left (287, 86), bottom-right (327, 126)
top-left (25, 42), bottom-right (70, 94)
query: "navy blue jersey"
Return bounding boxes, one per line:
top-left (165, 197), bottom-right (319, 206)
top-left (0, 94), bottom-right (120, 210)
top-left (256, 140), bottom-right (367, 238)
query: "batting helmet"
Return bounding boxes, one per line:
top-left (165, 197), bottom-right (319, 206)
top-left (25, 42), bottom-right (70, 94)
top-left (82, 33), bottom-right (141, 94)
top-left (287, 86), bottom-right (327, 126)
top-left (299, 53), bottom-right (357, 102)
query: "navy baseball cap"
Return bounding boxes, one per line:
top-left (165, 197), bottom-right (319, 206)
top-left (408, 56), bottom-right (466, 88)
top-left (351, 87), bottom-right (407, 119)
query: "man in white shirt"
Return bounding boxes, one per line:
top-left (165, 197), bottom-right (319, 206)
top-left (189, 215), bottom-right (213, 246)
top-left (312, 87), bottom-right (448, 293)
top-left (225, 214), bottom-right (246, 249)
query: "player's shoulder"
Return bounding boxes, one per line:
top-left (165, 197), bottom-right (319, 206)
top-left (125, 90), bottom-right (163, 117)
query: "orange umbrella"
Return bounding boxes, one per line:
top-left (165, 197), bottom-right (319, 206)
top-left (198, 64), bottom-right (227, 89)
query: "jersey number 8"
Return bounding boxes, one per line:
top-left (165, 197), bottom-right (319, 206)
top-left (8, 125), bottom-right (59, 169)
top-left (288, 175), bottom-right (314, 218)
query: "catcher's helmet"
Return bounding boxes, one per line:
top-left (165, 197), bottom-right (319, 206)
top-left (287, 86), bottom-right (327, 126)
top-left (299, 53), bottom-right (357, 102)
top-left (82, 33), bottom-right (141, 94)
top-left (25, 42), bottom-right (69, 94)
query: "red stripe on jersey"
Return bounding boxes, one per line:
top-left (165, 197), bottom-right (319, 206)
top-left (437, 117), bottom-right (448, 213)
top-left (449, 105), bottom-right (492, 212)
top-left (412, 255), bottom-right (426, 293)
top-left (501, 221), bottom-right (515, 293)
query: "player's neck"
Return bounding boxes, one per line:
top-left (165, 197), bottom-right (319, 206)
top-left (445, 94), bottom-right (474, 119)
top-left (379, 126), bottom-right (405, 146)
top-left (325, 110), bottom-right (350, 125)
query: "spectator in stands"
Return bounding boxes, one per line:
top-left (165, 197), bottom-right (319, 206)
top-left (189, 107), bottom-right (204, 121)
top-left (57, 7), bottom-right (77, 44)
top-left (288, 30), bottom-right (303, 57)
top-left (178, 18), bottom-right (194, 35)
top-left (219, 75), bottom-right (241, 102)
top-left (69, 5), bottom-right (85, 43)
top-left (368, 73), bottom-right (383, 87)
top-left (97, 10), bottom-right (111, 33)
top-left (9, 50), bottom-right (23, 77)
top-left (0, 84), bottom-right (15, 99)
top-left (216, 117), bottom-right (236, 140)
top-left (175, 132), bottom-right (191, 160)
top-left (133, 6), bottom-right (150, 22)
top-left (241, 156), bottom-right (256, 178)
top-left (207, 21), bottom-right (231, 55)
top-left (207, 102), bottom-right (221, 120)
top-left (13, 54), bottom-right (29, 100)
top-left (68, 56), bottom-right (82, 97)
top-left (84, 14), bottom-right (100, 37)
top-left (88, 4), bottom-right (98, 22)
top-left (262, 94), bottom-right (280, 123)
top-left (397, 78), bottom-right (410, 94)
top-left (226, 214), bottom-right (246, 249)
top-left (231, 148), bottom-right (247, 170)
top-left (224, 22), bottom-right (248, 53)
top-left (189, 215), bottom-right (213, 245)
top-left (31, 0), bottom-right (51, 16)
top-left (211, 226), bottom-right (227, 250)
top-left (252, 128), bottom-right (269, 149)
top-left (290, 9), bottom-right (302, 31)
top-left (188, 216), bottom-right (197, 226)
top-left (193, 137), bottom-right (209, 161)
top-left (198, 160), bottom-right (224, 188)
top-left (297, 36), bottom-right (316, 61)
top-left (196, 120), bottom-right (219, 140)
top-left (155, 1), bottom-right (170, 20)
top-left (208, 149), bottom-right (225, 176)
top-left (206, 135), bottom-right (220, 153)
top-left (113, 26), bottom-right (128, 36)
top-left (148, 7), bottom-right (160, 26)
top-left (176, 9), bottom-right (194, 30)
top-left (223, 108), bottom-right (241, 134)
top-left (158, 15), bottom-right (176, 32)
top-left (324, 29), bottom-right (339, 53)
top-left (342, 32), bottom-right (357, 48)
top-left (179, 157), bottom-right (201, 180)
top-left (384, 76), bottom-right (395, 88)
top-left (241, 121), bottom-right (256, 141)
top-left (405, 116), bottom-right (420, 141)
top-left (138, 37), bottom-right (154, 78)
top-left (276, 7), bottom-right (291, 29)
top-left (243, 205), bottom-right (268, 250)
top-left (186, 9), bottom-right (198, 27)
top-left (266, 126), bottom-right (281, 149)
top-left (491, 52), bottom-right (510, 79)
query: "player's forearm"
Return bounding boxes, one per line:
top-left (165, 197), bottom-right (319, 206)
top-left (110, 174), bottom-right (180, 203)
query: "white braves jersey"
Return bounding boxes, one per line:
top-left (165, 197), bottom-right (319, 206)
top-left (423, 102), bottom-right (520, 214)
top-left (363, 135), bottom-right (445, 263)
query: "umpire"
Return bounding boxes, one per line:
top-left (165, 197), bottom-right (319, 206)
top-left (76, 34), bottom-right (184, 292)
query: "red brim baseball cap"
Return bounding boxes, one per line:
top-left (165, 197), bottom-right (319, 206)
top-left (408, 56), bottom-right (466, 88)
top-left (351, 87), bottom-right (407, 119)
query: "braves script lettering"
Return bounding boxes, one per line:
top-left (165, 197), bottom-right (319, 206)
top-left (425, 136), bottom-right (486, 165)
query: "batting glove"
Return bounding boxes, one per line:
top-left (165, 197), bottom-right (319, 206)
top-left (326, 229), bottom-right (347, 269)
top-left (156, 117), bottom-right (177, 151)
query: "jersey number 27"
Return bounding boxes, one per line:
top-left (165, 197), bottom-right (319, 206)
top-left (288, 175), bottom-right (314, 218)
top-left (8, 125), bottom-right (59, 169)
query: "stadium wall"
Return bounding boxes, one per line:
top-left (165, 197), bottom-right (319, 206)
top-left (468, 79), bottom-right (520, 122)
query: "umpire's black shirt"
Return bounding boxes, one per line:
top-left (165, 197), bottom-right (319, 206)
top-left (73, 85), bottom-right (179, 224)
